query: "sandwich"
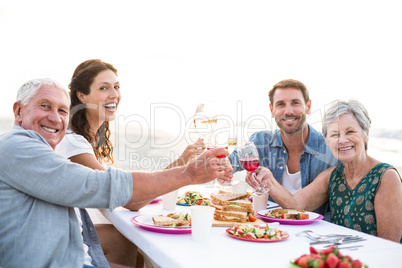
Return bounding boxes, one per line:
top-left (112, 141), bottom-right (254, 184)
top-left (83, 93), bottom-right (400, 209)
top-left (152, 212), bottom-right (191, 227)
top-left (209, 192), bottom-right (256, 223)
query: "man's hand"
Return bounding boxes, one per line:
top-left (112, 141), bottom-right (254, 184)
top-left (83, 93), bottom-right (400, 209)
top-left (184, 147), bottom-right (233, 184)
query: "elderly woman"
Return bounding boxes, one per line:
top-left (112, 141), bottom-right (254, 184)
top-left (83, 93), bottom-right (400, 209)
top-left (247, 99), bottom-right (402, 242)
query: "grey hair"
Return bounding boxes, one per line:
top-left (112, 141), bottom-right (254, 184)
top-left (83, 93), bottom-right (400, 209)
top-left (16, 78), bottom-right (69, 105)
top-left (322, 99), bottom-right (371, 150)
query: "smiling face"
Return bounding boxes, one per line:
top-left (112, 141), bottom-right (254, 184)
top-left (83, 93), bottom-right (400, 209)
top-left (14, 86), bottom-right (70, 150)
top-left (78, 69), bottom-right (121, 128)
top-left (269, 88), bottom-right (311, 135)
top-left (326, 113), bottom-right (369, 163)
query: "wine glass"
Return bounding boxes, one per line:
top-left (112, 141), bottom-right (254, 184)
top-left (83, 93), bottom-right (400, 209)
top-left (193, 103), bottom-right (218, 188)
top-left (193, 103), bottom-right (217, 149)
top-left (237, 141), bottom-right (268, 196)
top-left (215, 134), bottom-right (238, 189)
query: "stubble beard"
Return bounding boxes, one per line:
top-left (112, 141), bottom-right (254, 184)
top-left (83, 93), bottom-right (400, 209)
top-left (276, 113), bottom-right (307, 135)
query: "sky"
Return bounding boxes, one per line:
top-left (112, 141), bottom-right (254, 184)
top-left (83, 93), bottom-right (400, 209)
top-left (1, 0), bottom-right (402, 141)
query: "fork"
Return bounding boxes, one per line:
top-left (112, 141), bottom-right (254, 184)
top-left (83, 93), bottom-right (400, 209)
top-left (296, 230), bottom-right (356, 241)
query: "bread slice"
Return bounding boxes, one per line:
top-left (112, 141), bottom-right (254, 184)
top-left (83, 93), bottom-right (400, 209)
top-left (210, 199), bottom-right (253, 213)
top-left (152, 216), bottom-right (190, 227)
top-left (213, 210), bottom-right (248, 223)
top-left (210, 192), bottom-right (251, 206)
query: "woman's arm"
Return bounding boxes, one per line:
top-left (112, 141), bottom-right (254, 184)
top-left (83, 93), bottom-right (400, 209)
top-left (374, 168), bottom-right (402, 242)
top-left (247, 166), bottom-right (334, 211)
top-left (68, 153), bottom-right (107, 171)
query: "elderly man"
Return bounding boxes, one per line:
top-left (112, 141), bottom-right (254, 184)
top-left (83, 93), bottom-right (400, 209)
top-left (0, 78), bottom-right (233, 268)
top-left (230, 79), bottom-right (338, 216)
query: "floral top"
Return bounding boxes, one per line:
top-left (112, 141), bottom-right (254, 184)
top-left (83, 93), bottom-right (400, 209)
top-left (328, 163), bottom-right (394, 237)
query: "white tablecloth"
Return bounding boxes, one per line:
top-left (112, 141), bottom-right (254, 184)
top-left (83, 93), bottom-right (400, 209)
top-left (101, 187), bottom-right (401, 268)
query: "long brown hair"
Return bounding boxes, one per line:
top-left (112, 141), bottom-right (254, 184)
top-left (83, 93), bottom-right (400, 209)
top-left (69, 59), bottom-right (117, 164)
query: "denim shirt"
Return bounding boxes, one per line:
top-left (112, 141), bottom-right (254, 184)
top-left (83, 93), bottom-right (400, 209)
top-left (0, 126), bottom-right (133, 268)
top-left (229, 125), bottom-right (339, 215)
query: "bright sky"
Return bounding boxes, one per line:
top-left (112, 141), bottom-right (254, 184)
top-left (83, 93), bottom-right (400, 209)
top-left (1, 0), bottom-right (401, 140)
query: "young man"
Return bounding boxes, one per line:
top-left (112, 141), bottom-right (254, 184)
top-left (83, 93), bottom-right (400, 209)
top-left (0, 78), bottom-right (232, 268)
top-left (229, 79), bottom-right (338, 216)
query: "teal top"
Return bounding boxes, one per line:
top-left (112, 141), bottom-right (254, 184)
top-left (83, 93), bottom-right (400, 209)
top-left (329, 163), bottom-right (401, 243)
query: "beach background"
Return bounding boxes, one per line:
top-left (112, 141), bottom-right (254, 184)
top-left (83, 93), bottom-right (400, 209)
top-left (1, 116), bottom-right (401, 176)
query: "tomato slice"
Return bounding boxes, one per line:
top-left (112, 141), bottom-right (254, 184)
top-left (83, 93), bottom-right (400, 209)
top-left (196, 200), bottom-right (203, 205)
top-left (249, 215), bottom-right (258, 222)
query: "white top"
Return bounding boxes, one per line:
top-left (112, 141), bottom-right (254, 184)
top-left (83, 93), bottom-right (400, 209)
top-left (55, 130), bottom-right (98, 266)
top-left (56, 130), bottom-right (94, 159)
top-left (280, 165), bottom-right (302, 194)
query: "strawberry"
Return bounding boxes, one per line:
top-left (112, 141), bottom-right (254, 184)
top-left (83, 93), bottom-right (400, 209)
top-left (310, 246), bottom-right (318, 255)
top-left (338, 260), bottom-right (352, 268)
top-left (310, 258), bottom-right (325, 268)
top-left (342, 255), bottom-right (353, 262)
top-left (352, 259), bottom-right (363, 268)
top-left (295, 254), bottom-right (310, 268)
top-left (325, 253), bottom-right (339, 268)
top-left (320, 245), bottom-right (336, 255)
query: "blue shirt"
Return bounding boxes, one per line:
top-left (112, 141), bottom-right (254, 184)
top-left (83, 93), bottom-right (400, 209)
top-left (229, 125), bottom-right (339, 215)
top-left (0, 126), bottom-right (133, 268)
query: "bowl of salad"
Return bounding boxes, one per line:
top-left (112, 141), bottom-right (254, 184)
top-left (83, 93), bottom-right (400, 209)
top-left (177, 191), bottom-right (210, 206)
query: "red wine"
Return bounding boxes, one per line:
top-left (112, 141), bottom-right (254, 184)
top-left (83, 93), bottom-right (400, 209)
top-left (240, 158), bottom-right (260, 172)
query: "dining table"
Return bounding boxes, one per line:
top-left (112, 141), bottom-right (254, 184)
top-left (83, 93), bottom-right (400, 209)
top-left (101, 185), bottom-right (401, 268)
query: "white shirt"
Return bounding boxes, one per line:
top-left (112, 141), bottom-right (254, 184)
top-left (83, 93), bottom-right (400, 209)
top-left (280, 165), bottom-right (302, 194)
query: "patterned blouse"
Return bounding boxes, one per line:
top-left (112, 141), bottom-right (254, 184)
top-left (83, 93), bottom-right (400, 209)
top-left (328, 163), bottom-right (396, 238)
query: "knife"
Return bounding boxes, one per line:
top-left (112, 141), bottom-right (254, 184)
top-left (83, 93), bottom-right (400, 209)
top-left (310, 237), bottom-right (365, 245)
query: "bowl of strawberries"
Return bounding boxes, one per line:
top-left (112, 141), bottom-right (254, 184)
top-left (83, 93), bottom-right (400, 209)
top-left (290, 245), bottom-right (368, 268)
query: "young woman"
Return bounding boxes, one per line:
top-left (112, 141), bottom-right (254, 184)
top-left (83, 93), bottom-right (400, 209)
top-left (56, 59), bottom-right (205, 267)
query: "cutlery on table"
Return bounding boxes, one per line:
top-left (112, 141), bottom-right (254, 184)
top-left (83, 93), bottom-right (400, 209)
top-left (310, 236), bottom-right (366, 245)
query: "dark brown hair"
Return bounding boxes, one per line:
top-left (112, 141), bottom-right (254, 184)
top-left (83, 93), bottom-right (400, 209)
top-left (69, 59), bottom-right (118, 164)
top-left (268, 79), bottom-right (310, 105)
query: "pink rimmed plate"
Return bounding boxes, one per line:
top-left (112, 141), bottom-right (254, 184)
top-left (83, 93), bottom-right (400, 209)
top-left (225, 227), bottom-right (289, 242)
top-left (130, 215), bottom-right (191, 234)
top-left (149, 198), bottom-right (161, 204)
top-left (257, 209), bottom-right (324, 225)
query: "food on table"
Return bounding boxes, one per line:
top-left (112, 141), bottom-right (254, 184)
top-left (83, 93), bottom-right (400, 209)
top-left (210, 192), bottom-right (257, 222)
top-left (266, 208), bottom-right (309, 220)
top-left (177, 191), bottom-right (210, 205)
top-left (152, 212), bottom-right (191, 227)
top-left (227, 224), bottom-right (288, 240)
top-left (292, 245), bottom-right (367, 268)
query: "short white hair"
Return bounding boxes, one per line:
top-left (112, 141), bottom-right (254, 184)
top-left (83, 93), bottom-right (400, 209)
top-left (322, 99), bottom-right (371, 150)
top-left (16, 78), bottom-right (69, 105)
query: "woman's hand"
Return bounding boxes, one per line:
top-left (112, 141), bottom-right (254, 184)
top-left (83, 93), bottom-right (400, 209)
top-left (179, 138), bottom-right (206, 165)
top-left (166, 138), bottom-right (206, 169)
top-left (245, 167), bottom-right (273, 190)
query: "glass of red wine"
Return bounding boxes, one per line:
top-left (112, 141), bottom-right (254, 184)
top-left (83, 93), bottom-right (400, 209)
top-left (238, 141), bottom-right (268, 196)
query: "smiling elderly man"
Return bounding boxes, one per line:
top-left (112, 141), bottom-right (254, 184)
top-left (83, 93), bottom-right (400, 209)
top-left (0, 78), bottom-right (233, 268)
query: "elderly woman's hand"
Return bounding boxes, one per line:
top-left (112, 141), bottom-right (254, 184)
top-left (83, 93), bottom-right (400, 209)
top-left (245, 167), bottom-right (273, 190)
